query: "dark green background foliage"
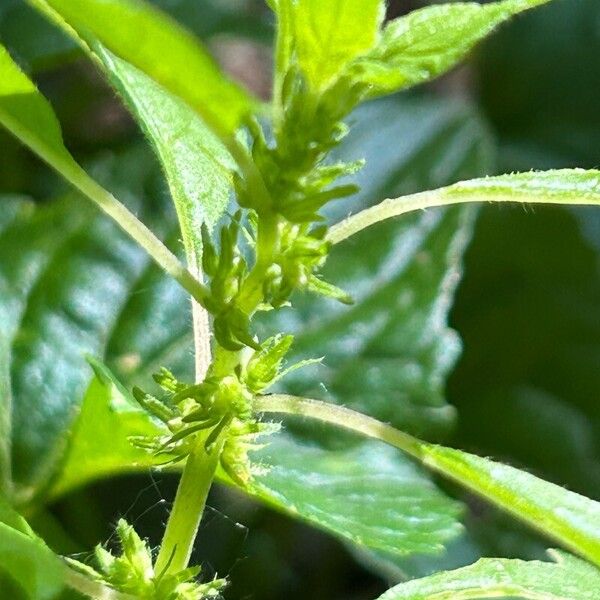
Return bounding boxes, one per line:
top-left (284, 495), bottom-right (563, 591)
top-left (1, 0), bottom-right (599, 598)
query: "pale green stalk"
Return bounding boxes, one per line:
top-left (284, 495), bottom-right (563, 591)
top-left (254, 394), bottom-right (423, 458)
top-left (154, 437), bottom-right (224, 576)
top-left (327, 185), bottom-right (600, 245)
top-left (0, 105), bottom-right (209, 306)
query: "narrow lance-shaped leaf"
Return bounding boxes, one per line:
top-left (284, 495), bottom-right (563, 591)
top-left (0, 42), bottom-right (76, 168)
top-left (348, 0), bottom-right (552, 97)
top-left (255, 395), bottom-right (600, 568)
top-left (96, 47), bottom-right (235, 263)
top-left (377, 550), bottom-right (600, 600)
top-left (33, 0), bottom-right (257, 137)
top-left (328, 169), bottom-right (600, 244)
top-left (292, 0), bottom-right (385, 91)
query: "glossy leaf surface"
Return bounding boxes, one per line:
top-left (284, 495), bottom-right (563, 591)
top-left (249, 435), bottom-right (462, 556)
top-left (2, 97), bottom-right (490, 559)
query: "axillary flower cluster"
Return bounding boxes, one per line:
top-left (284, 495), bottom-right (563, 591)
top-left (130, 69), bottom-right (374, 489)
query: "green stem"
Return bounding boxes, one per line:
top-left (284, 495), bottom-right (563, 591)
top-left (326, 179), bottom-right (600, 245)
top-left (71, 166), bottom-right (210, 306)
top-left (0, 107), bottom-right (210, 306)
top-left (154, 437), bottom-right (223, 576)
top-left (272, 0), bottom-right (293, 128)
top-left (254, 394), bottom-right (423, 459)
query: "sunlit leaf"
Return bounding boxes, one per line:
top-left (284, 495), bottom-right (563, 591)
top-left (377, 550), bottom-right (600, 600)
top-left (247, 435), bottom-right (462, 556)
top-left (33, 0), bottom-right (257, 136)
top-left (292, 0), bottom-right (384, 91)
top-left (421, 443), bottom-right (600, 567)
top-left (0, 496), bottom-right (63, 599)
top-left (349, 0), bottom-right (551, 97)
top-left (29, 1), bottom-right (236, 262)
top-left (48, 359), bottom-right (165, 500)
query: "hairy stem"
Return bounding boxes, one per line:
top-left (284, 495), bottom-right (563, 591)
top-left (154, 437), bottom-right (224, 576)
top-left (0, 105), bottom-right (210, 305)
top-left (326, 184), bottom-right (600, 245)
top-left (155, 271), bottom-right (221, 575)
top-left (254, 394), bottom-right (423, 458)
top-left (64, 162), bottom-right (210, 307)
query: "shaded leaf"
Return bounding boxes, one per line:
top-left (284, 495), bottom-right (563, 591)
top-left (477, 0), bottom-right (600, 170)
top-left (0, 148), bottom-right (185, 500)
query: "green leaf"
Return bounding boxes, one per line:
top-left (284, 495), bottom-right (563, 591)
top-left (258, 394), bottom-right (600, 570)
top-left (420, 443), bottom-right (600, 568)
top-left (97, 46), bottom-right (235, 261)
top-left (48, 359), bottom-right (166, 500)
top-left (292, 0), bottom-right (384, 91)
top-left (28, 2), bottom-right (235, 262)
top-left (5, 98), bottom-right (490, 562)
top-left (34, 0), bottom-right (257, 136)
top-left (0, 149), bottom-right (191, 501)
top-left (0, 39), bottom-right (206, 309)
top-left (247, 96), bottom-right (492, 556)
top-left (0, 496), bottom-right (64, 599)
top-left (0, 42), bottom-right (77, 170)
top-left (377, 551), bottom-right (600, 600)
top-left (349, 0), bottom-right (551, 98)
top-left (247, 435), bottom-right (462, 557)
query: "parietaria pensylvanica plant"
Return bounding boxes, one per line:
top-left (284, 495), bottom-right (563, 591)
top-left (2, 0), bottom-right (600, 598)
